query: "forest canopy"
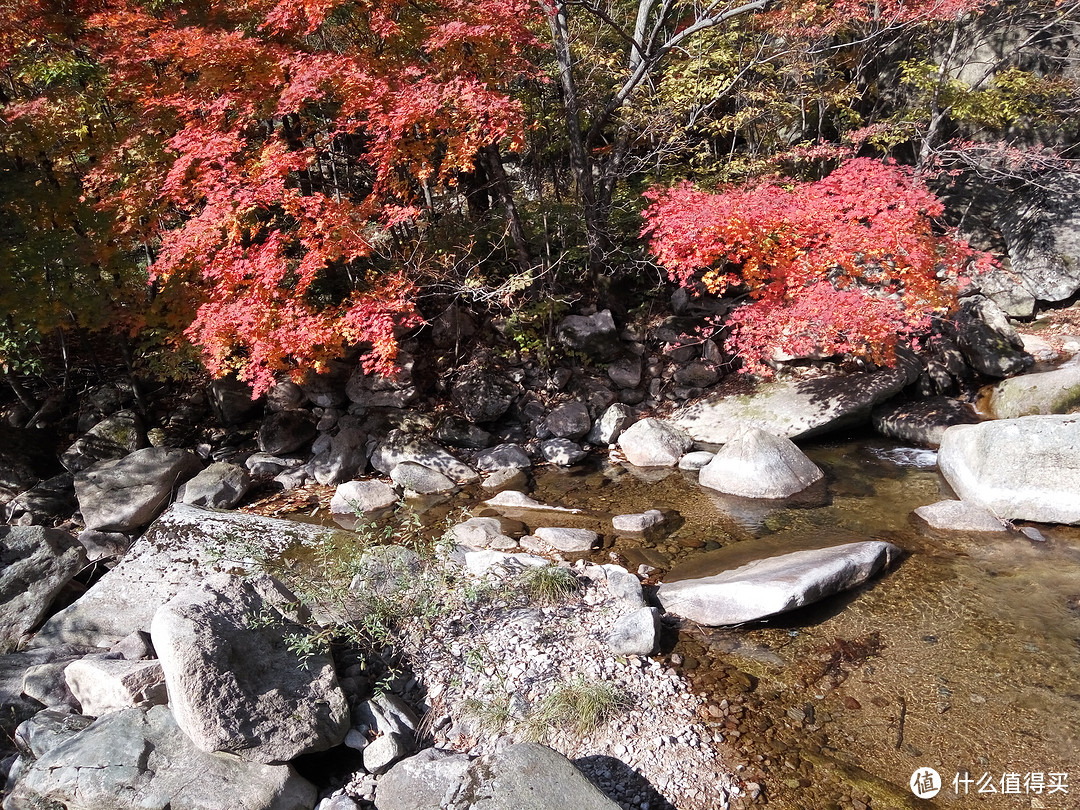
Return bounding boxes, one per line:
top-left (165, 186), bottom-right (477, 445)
top-left (2, 0), bottom-right (1077, 393)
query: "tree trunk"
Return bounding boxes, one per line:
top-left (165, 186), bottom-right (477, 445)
top-left (480, 144), bottom-right (532, 276)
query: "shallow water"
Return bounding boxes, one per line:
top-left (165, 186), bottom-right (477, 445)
top-left (525, 436), bottom-right (1080, 809)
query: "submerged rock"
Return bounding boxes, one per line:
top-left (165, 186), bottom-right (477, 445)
top-left (872, 397), bottom-right (982, 448)
top-left (657, 541), bottom-right (901, 625)
top-left (913, 500), bottom-right (1008, 533)
top-left (937, 415), bottom-right (1080, 524)
top-left (698, 427), bottom-right (824, 499)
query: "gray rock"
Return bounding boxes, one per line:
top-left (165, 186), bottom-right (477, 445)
top-left (371, 430), bottom-right (478, 484)
top-left (674, 362), bottom-right (720, 388)
top-left (245, 452), bottom-right (305, 477)
top-left (586, 403), bottom-right (635, 445)
top-left (431, 303), bottom-right (477, 349)
top-left (658, 541), bottom-right (901, 625)
top-left (612, 510), bottom-right (664, 534)
top-left (482, 491), bottom-right (580, 514)
top-left (346, 355), bottom-right (418, 409)
top-left (462, 550), bottom-right (549, 575)
top-left (390, 462), bottom-right (456, 495)
top-left (913, 500), bottom-right (1008, 532)
top-left (364, 732), bottom-right (411, 775)
top-left (434, 417), bottom-right (492, 450)
top-left (872, 397), bottom-right (982, 448)
top-left (330, 479), bottom-right (399, 515)
top-left (469, 743), bottom-right (622, 810)
top-left (671, 362), bottom-right (920, 444)
top-left (265, 380), bottom-right (307, 412)
top-left (13, 710), bottom-right (94, 759)
top-left (64, 657), bottom-right (167, 715)
top-left (607, 358), bottom-right (642, 389)
top-left (604, 565), bottom-right (644, 608)
top-left (76, 529), bottom-right (132, 561)
top-left (3, 705), bottom-right (316, 810)
top-left (300, 367), bottom-right (350, 409)
top-left (678, 451), bottom-right (715, 471)
top-left (449, 518), bottom-right (516, 550)
top-left (698, 428), bottom-right (824, 499)
top-left (0, 526), bottom-right (87, 651)
top-left (540, 439), bottom-right (587, 466)
top-left (477, 444), bottom-right (532, 471)
top-left (480, 467), bottom-right (529, 493)
top-left (937, 415), bottom-right (1080, 524)
top-left (74, 447), bottom-right (203, 532)
top-left (356, 693), bottom-right (418, 774)
top-left (311, 425), bottom-right (368, 486)
top-left (451, 367), bottom-right (519, 424)
top-left (5, 473), bottom-right (77, 525)
top-left (22, 658), bottom-right (80, 709)
top-left (990, 171), bottom-right (1080, 313)
top-left (258, 409), bottom-right (318, 455)
top-left (557, 310), bottom-right (623, 361)
top-left (208, 377), bottom-right (263, 426)
top-left (151, 574), bottom-right (349, 763)
top-left (60, 410), bottom-right (144, 473)
top-left (606, 606), bottom-right (660, 656)
top-left (180, 461), bottom-right (253, 508)
top-left (983, 361), bottom-right (1080, 419)
top-left (531, 527), bottom-right (597, 552)
top-left (544, 402), bottom-right (592, 440)
top-left (30, 504), bottom-right (339, 649)
top-left (953, 295), bottom-right (1033, 378)
top-left (617, 418), bottom-right (694, 467)
top-left (376, 748), bottom-right (472, 810)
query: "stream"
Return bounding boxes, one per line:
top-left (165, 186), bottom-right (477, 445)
top-left (519, 435), bottom-right (1080, 809)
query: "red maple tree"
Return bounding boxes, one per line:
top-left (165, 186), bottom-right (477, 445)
top-left (642, 158), bottom-right (995, 374)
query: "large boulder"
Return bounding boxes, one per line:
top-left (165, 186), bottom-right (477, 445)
top-left (937, 415), bottom-right (1080, 524)
top-left (587, 403), bottom-right (635, 445)
top-left (63, 657), bottom-right (168, 716)
top-left (330, 479), bottom-right (399, 515)
top-left (872, 397), bottom-right (982, 448)
top-left (977, 171), bottom-right (1080, 317)
top-left (310, 421), bottom-right (368, 486)
top-left (29, 504), bottom-right (343, 649)
top-left (390, 462), bottom-right (456, 495)
top-left (60, 410), bottom-right (144, 473)
top-left (982, 361), bottom-right (1080, 419)
top-left (697, 427), bottom-right (824, 499)
top-left (180, 461), bottom-right (253, 509)
top-left (376, 743), bottom-right (621, 810)
top-left (617, 418), bottom-right (693, 467)
top-left (3, 705), bottom-right (316, 810)
top-left (5, 473), bottom-right (78, 525)
top-left (151, 574), bottom-right (349, 763)
top-left (74, 447), bottom-right (203, 532)
top-left (658, 541), bottom-right (900, 625)
top-left (951, 295), bottom-right (1033, 378)
top-left (451, 367), bottom-right (519, 424)
top-left (258, 410), bottom-right (318, 455)
top-left (671, 363), bottom-right (920, 444)
top-left (543, 402), bottom-right (592, 440)
top-left (556, 310), bottom-right (623, 362)
top-left (208, 377), bottom-right (263, 426)
top-left (346, 354), bottom-right (419, 409)
top-left (370, 430), bottom-right (478, 484)
top-left (0, 526), bottom-right (87, 651)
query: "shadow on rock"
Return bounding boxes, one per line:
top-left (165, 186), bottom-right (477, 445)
top-left (574, 754), bottom-right (677, 810)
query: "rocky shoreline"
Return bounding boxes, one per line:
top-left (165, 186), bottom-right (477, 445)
top-left (3, 291), bottom-right (1080, 809)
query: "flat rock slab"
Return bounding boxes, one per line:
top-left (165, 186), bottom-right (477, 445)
top-left (0, 526), bottom-right (87, 651)
top-left (671, 365), bottom-right (917, 444)
top-left (4, 705), bottom-right (316, 810)
top-left (657, 541), bottom-right (901, 625)
top-left (530, 527), bottom-right (598, 552)
top-left (74, 447), bottom-right (203, 532)
top-left (698, 427), bottom-right (824, 499)
top-left (30, 504), bottom-right (348, 649)
top-left (151, 574), bottom-right (349, 763)
top-left (938, 415), bottom-right (1080, 524)
top-left (913, 500), bottom-right (1008, 533)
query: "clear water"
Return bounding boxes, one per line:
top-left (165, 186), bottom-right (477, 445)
top-left (522, 436), bottom-right (1080, 809)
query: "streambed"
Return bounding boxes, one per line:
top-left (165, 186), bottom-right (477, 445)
top-left (525, 437), bottom-right (1080, 809)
